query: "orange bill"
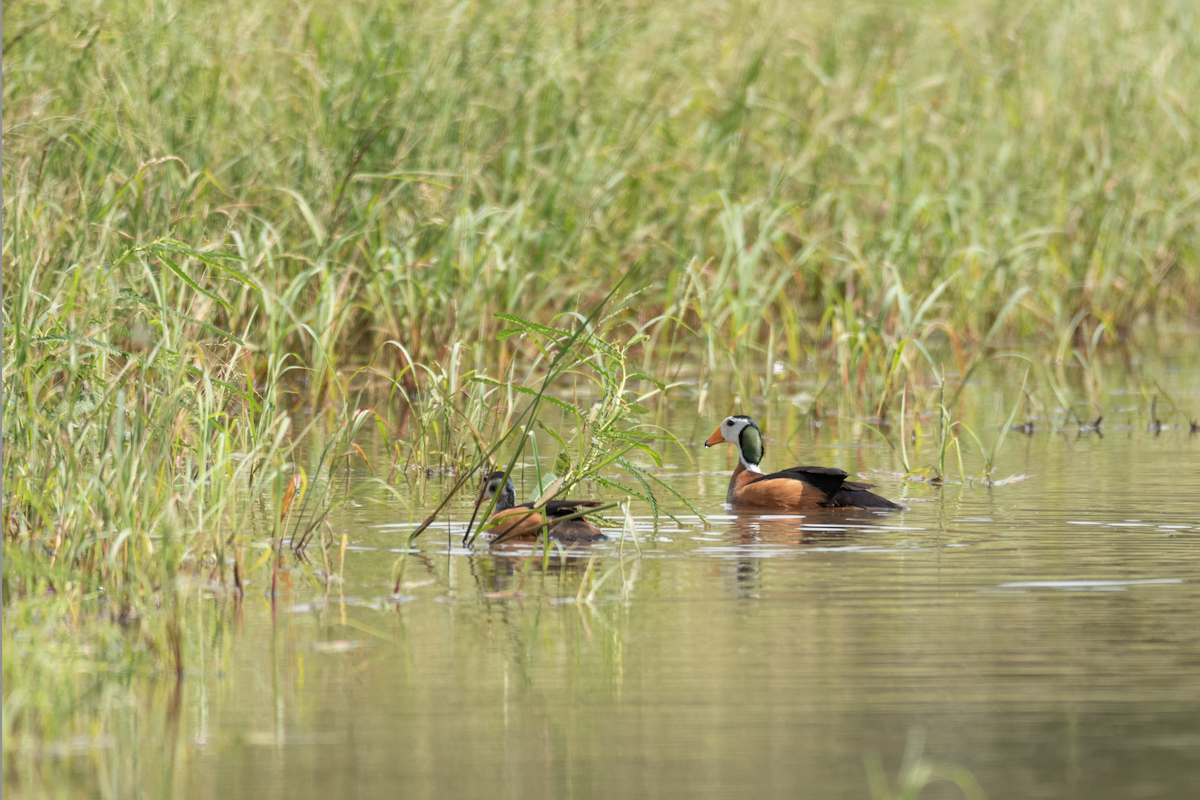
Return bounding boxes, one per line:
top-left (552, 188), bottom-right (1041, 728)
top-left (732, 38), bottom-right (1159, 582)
top-left (704, 428), bottom-right (725, 447)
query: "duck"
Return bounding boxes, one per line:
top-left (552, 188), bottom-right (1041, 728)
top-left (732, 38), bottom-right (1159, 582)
top-left (474, 471), bottom-right (607, 543)
top-left (704, 415), bottom-right (902, 510)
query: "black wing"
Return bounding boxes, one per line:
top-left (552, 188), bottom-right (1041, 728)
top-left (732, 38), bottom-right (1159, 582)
top-left (747, 466), bottom-right (849, 500)
top-left (516, 499), bottom-right (603, 519)
top-left (823, 486), bottom-right (903, 510)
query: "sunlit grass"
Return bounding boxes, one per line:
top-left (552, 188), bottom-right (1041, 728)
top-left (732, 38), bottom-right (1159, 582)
top-left (5, 0), bottom-right (1199, 386)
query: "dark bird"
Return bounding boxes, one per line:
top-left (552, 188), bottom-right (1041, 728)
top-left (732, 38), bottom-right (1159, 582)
top-left (704, 415), bottom-right (902, 511)
top-left (475, 471), bottom-right (606, 543)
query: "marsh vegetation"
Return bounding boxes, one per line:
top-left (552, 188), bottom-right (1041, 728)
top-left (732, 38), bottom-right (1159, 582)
top-left (4, 0), bottom-right (1200, 795)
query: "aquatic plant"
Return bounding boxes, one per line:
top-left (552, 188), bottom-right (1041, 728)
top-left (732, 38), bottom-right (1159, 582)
top-left (865, 730), bottom-right (989, 800)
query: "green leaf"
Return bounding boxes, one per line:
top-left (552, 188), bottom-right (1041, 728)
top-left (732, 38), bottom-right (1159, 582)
top-left (275, 186), bottom-right (327, 244)
top-left (494, 313), bottom-right (564, 341)
top-left (120, 291), bottom-right (246, 346)
top-left (142, 240), bottom-right (246, 264)
top-left (33, 334), bottom-right (128, 357)
top-left (532, 473), bottom-right (562, 506)
top-left (628, 371), bottom-right (666, 391)
top-left (624, 439), bottom-right (664, 467)
top-left (473, 377), bottom-right (577, 414)
top-left (536, 421), bottom-right (575, 475)
top-left (592, 475), bottom-right (652, 506)
top-left (184, 366), bottom-right (261, 412)
top-left (153, 253), bottom-right (233, 312)
top-left (142, 241), bottom-right (260, 293)
top-left (616, 457), bottom-right (707, 521)
top-left (493, 313), bottom-right (623, 358)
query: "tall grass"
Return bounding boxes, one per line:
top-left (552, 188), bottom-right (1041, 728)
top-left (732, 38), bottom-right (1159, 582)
top-left (5, 0), bottom-right (1199, 393)
top-left (0, 254), bottom-right (360, 741)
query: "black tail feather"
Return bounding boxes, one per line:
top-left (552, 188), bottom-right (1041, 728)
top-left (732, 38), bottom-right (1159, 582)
top-left (824, 488), bottom-right (904, 510)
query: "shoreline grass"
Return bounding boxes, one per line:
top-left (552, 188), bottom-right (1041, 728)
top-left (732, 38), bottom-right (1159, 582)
top-left (5, 0), bottom-right (1199, 386)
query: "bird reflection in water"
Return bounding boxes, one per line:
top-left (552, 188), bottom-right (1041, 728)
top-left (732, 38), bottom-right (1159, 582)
top-left (468, 541), bottom-right (598, 598)
top-left (718, 511), bottom-right (878, 598)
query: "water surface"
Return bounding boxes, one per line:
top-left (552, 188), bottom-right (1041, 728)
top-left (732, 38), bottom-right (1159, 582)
top-left (13, 373), bottom-right (1200, 799)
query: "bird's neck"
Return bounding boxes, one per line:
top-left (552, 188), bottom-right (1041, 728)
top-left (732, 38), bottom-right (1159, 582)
top-left (737, 449), bottom-right (762, 474)
top-left (495, 487), bottom-right (515, 512)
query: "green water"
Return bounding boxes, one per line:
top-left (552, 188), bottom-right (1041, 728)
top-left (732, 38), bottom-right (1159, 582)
top-left (9, 372), bottom-right (1200, 799)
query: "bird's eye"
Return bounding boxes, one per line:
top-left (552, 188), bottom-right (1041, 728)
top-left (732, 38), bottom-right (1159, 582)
top-left (724, 420), bottom-right (733, 426)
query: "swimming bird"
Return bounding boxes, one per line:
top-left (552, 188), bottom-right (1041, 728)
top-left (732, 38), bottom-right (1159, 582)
top-left (704, 415), bottom-right (902, 510)
top-left (475, 471), bottom-right (607, 543)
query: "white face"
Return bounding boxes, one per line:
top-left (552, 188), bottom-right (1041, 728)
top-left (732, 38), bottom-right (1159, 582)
top-left (480, 476), bottom-right (506, 501)
top-left (718, 415), bottom-right (754, 444)
top-left (709, 415), bottom-right (764, 471)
